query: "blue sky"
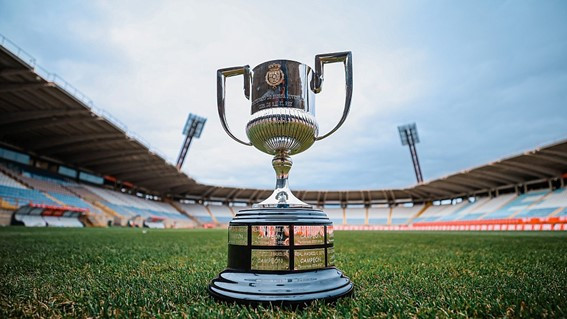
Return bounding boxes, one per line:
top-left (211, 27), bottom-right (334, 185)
top-left (1, 0), bottom-right (566, 191)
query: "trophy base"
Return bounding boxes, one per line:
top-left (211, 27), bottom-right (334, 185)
top-left (208, 207), bottom-right (353, 305)
top-left (208, 268), bottom-right (353, 305)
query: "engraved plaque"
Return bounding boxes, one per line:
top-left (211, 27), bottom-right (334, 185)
top-left (327, 246), bottom-right (335, 266)
top-left (250, 60), bottom-right (312, 114)
top-left (294, 225), bottom-right (325, 246)
top-left (228, 226), bottom-right (248, 246)
top-left (294, 248), bottom-right (326, 270)
top-left (252, 225), bottom-right (290, 246)
top-left (327, 225), bottom-right (334, 244)
top-left (251, 249), bottom-right (290, 271)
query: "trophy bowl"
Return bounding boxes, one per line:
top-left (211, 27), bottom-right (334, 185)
top-left (209, 52), bottom-right (354, 305)
top-left (246, 60), bottom-right (319, 156)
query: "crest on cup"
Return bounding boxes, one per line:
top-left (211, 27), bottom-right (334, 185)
top-left (265, 63), bottom-right (284, 88)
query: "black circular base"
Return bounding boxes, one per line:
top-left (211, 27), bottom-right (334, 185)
top-left (208, 267), bottom-right (353, 305)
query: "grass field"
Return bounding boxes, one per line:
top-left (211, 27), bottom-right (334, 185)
top-left (0, 228), bottom-right (565, 318)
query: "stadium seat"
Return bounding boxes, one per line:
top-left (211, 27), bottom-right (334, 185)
top-left (368, 206), bottom-right (389, 225)
top-left (324, 208), bottom-right (344, 225)
top-left (181, 203), bottom-right (213, 223)
top-left (483, 191), bottom-right (548, 219)
top-left (207, 205), bottom-right (234, 224)
top-left (345, 207), bottom-right (366, 225)
top-left (390, 205), bottom-right (423, 225)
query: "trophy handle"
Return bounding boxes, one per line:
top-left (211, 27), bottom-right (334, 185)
top-left (312, 51), bottom-right (352, 141)
top-left (217, 66), bottom-right (253, 146)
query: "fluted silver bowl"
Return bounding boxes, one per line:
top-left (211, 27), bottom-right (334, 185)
top-left (246, 107), bottom-right (319, 155)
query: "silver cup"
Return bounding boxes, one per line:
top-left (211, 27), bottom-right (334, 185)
top-left (217, 52), bottom-right (352, 208)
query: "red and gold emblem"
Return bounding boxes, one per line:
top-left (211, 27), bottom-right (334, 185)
top-left (265, 63), bottom-right (284, 87)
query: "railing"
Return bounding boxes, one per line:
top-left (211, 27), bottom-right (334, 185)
top-left (0, 33), bottom-right (172, 163)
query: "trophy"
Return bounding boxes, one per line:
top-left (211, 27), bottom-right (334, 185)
top-left (209, 52), bottom-right (354, 304)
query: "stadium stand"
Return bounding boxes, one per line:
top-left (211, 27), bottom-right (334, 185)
top-left (459, 193), bottom-right (516, 220)
top-left (368, 206), bottom-right (390, 225)
top-left (180, 203), bottom-right (214, 224)
top-left (207, 204), bottom-right (234, 224)
top-left (437, 198), bottom-right (490, 221)
top-left (325, 207), bottom-right (345, 225)
top-left (519, 188), bottom-right (567, 218)
top-left (414, 201), bottom-right (470, 222)
top-left (345, 207), bottom-right (366, 225)
top-left (83, 186), bottom-right (191, 222)
top-left (390, 204), bottom-right (424, 225)
top-left (12, 205), bottom-right (84, 227)
top-left (483, 191), bottom-right (548, 219)
top-left (0, 162), bottom-right (199, 227)
top-left (0, 171), bottom-right (26, 189)
top-left (0, 185), bottom-right (59, 207)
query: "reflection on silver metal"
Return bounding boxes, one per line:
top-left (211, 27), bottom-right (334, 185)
top-left (294, 248), bottom-right (326, 270)
top-left (228, 225), bottom-right (247, 246)
top-left (327, 225), bottom-right (334, 244)
top-left (294, 225), bottom-right (325, 246)
top-left (209, 268), bottom-right (353, 304)
top-left (327, 246), bottom-right (335, 266)
top-left (251, 249), bottom-right (290, 271)
top-left (251, 225), bottom-right (290, 246)
top-left (217, 52), bottom-right (353, 208)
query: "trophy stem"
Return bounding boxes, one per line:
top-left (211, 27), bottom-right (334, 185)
top-left (255, 151), bottom-right (311, 208)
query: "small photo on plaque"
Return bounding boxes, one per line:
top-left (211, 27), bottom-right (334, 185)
top-left (294, 225), bottom-right (325, 246)
top-left (251, 249), bottom-right (290, 271)
top-left (327, 225), bottom-right (334, 244)
top-left (294, 248), bottom-right (326, 270)
top-left (327, 246), bottom-right (335, 266)
top-left (252, 225), bottom-right (290, 246)
top-left (228, 226), bottom-right (248, 246)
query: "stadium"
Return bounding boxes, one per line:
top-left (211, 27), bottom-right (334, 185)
top-left (1, 2), bottom-right (567, 318)
top-left (1, 36), bottom-right (565, 229)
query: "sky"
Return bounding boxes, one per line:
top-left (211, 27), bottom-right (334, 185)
top-left (1, 0), bottom-right (566, 191)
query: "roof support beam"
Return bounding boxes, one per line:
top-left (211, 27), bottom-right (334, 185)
top-left (402, 187), bottom-right (434, 199)
top-left (43, 138), bottom-right (130, 155)
top-left (500, 161), bottom-right (561, 177)
top-left (168, 183), bottom-right (197, 193)
top-left (113, 168), bottom-right (177, 181)
top-left (74, 149), bottom-right (148, 166)
top-left (0, 82), bottom-right (54, 93)
top-left (399, 189), bottom-right (418, 200)
top-left (470, 169), bottom-right (523, 184)
top-left (128, 173), bottom-right (182, 184)
top-left (32, 133), bottom-right (121, 151)
top-left (0, 109), bottom-right (87, 126)
top-left (201, 187), bottom-right (219, 199)
top-left (492, 162), bottom-right (553, 179)
top-left (540, 149), bottom-right (567, 159)
top-left (0, 116), bottom-right (93, 136)
top-left (150, 178), bottom-right (191, 190)
top-left (529, 154), bottom-right (567, 166)
top-left (100, 163), bottom-right (162, 175)
top-left (435, 180), bottom-right (481, 192)
top-left (249, 189), bottom-right (263, 202)
top-left (415, 185), bottom-right (453, 196)
top-left (0, 68), bottom-right (33, 76)
top-left (449, 175), bottom-right (499, 189)
top-left (225, 188), bottom-right (241, 200)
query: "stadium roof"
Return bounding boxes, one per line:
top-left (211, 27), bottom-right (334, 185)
top-left (1, 39), bottom-right (566, 204)
top-left (0, 41), bottom-right (199, 194)
top-left (181, 138), bottom-right (567, 204)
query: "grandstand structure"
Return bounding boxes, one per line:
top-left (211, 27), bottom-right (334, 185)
top-left (1, 35), bottom-right (566, 229)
